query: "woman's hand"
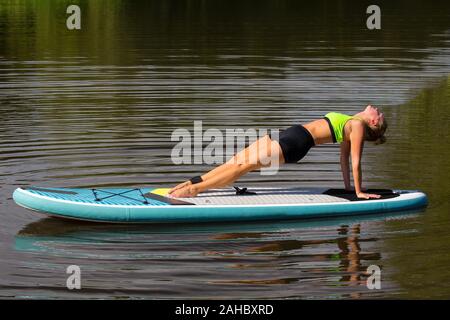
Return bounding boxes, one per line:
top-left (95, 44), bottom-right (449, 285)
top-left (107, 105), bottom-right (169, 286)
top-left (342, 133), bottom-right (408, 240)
top-left (356, 192), bottom-right (381, 199)
top-left (345, 186), bottom-right (367, 192)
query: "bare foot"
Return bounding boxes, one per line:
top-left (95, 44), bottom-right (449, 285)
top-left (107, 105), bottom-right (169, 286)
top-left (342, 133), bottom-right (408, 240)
top-left (169, 185), bottom-right (199, 198)
top-left (168, 180), bottom-right (191, 195)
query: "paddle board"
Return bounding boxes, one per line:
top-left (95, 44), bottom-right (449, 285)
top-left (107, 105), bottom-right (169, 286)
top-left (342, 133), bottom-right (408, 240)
top-left (12, 186), bottom-right (427, 223)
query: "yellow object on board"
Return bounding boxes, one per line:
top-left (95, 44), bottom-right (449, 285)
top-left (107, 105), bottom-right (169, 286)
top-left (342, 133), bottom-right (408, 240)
top-left (151, 188), bottom-right (171, 196)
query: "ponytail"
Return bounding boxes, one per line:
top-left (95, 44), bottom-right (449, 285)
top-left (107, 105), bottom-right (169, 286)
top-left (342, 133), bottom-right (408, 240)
top-left (364, 119), bottom-right (387, 144)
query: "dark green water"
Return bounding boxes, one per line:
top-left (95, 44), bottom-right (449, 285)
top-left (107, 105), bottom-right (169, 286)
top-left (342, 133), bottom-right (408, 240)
top-left (0, 0), bottom-right (449, 299)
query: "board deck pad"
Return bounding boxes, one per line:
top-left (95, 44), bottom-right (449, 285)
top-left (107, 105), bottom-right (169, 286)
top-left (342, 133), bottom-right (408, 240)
top-left (182, 188), bottom-right (399, 205)
top-left (22, 187), bottom-right (399, 206)
top-left (13, 186), bottom-right (427, 223)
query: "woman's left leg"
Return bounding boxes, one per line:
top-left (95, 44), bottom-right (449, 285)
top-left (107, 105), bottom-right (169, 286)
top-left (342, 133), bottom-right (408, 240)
top-left (169, 134), bottom-right (284, 197)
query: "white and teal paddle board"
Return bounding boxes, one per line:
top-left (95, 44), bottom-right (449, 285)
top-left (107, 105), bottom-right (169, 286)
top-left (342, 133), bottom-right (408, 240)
top-left (13, 186), bottom-right (427, 223)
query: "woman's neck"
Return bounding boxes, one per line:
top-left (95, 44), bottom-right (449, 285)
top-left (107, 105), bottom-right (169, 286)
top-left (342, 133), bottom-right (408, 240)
top-left (354, 112), bottom-right (369, 122)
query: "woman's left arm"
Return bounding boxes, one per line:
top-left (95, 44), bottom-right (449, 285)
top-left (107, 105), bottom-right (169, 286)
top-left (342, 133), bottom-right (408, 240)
top-left (350, 122), bottom-right (381, 199)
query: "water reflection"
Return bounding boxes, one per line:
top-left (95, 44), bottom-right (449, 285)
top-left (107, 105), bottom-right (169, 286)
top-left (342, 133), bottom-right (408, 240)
top-left (208, 224), bottom-right (380, 299)
top-left (13, 212), bottom-right (418, 299)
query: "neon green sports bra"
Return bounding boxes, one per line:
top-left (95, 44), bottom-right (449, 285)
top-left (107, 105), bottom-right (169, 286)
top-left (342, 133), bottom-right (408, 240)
top-left (324, 112), bottom-right (362, 143)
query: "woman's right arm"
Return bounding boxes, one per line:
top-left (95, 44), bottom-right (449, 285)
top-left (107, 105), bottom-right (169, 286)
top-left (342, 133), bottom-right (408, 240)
top-left (340, 141), bottom-right (351, 190)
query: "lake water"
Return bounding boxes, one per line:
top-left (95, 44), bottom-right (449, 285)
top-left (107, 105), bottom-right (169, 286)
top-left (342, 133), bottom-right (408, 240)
top-left (0, 0), bottom-right (449, 299)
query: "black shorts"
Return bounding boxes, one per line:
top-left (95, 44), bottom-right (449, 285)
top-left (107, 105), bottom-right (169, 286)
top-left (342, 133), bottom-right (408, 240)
top-left (269, 125), bottom-right (315, 163)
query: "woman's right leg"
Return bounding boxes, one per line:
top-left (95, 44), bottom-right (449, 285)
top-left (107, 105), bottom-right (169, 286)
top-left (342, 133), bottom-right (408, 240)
top-left (168, 135), bottom-right (285, 197)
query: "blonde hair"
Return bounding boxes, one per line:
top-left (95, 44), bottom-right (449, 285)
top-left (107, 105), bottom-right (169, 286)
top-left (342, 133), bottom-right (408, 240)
top-left (365, 118), bottom-right (387, 145)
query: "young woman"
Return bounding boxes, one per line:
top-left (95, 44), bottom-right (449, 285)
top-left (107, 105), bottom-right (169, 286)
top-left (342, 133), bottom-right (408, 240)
top-left (169, 105), bottom-right (387, 199)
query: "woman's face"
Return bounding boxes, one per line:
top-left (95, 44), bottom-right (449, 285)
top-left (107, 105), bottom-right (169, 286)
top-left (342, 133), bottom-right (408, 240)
top-left (365, 105), bottom-right (384, 127)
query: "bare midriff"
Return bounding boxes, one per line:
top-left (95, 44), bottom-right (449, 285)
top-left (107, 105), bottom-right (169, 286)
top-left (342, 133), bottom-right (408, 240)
top-left (303, 119), bottom-right (334, 145)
